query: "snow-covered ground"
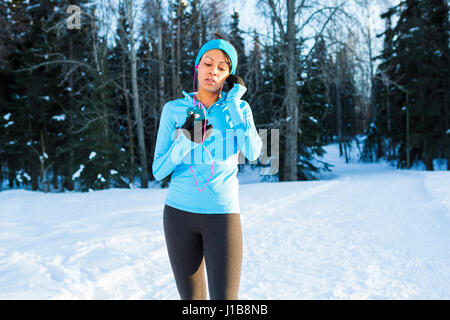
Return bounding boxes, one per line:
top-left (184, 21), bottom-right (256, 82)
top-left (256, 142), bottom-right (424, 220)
top-left (0, 143), bottom-right (449, 299)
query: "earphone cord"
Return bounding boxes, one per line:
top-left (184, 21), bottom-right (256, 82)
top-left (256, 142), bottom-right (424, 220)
top-left (188, 65), bottom-right (223, 192)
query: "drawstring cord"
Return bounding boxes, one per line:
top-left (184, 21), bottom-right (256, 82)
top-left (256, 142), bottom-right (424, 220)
top-left (188, 65), bottom-right (223, 192)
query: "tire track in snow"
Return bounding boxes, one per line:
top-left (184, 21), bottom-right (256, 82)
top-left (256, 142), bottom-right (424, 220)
top-left (241, 179), bottom-right (339, 228)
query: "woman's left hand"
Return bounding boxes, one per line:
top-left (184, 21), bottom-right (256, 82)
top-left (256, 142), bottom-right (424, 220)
top-left (226, 75), bottom-right (247, 102)
top-left (226, 74), bottom-right (246, 89)
top-left (224, 75), bottom-right (247, 127)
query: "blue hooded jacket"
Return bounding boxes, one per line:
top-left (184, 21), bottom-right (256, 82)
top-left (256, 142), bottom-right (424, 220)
top-left (152, 84), bottom-right (263, 214)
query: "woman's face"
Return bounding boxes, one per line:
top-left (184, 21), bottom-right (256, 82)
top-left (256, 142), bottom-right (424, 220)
top-left (197, 49), bottom-right (230, 93)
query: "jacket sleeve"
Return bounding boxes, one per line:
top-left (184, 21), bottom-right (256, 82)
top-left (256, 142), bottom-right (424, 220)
top-left (152, 102), bottom-right (198, 181)
top-left (226, 85), bottom-right (263, 161)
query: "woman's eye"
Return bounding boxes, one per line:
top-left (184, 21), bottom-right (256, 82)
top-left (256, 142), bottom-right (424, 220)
top-left (204, 63), bottom-right (225, 71)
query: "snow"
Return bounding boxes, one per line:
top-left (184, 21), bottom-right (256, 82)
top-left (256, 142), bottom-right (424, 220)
top-left (39, 152), bottom-right (49, 163)
top-left (309, 116), bottom-right (318, 123)
top-left (0, 142), bottom-right (449, 299)
top-left (16, 171), bottom-right (31, 183)
top-left (3, 113), bottom-right (11, 121)
top-left (26, 4), bottom-right (41, 11)
top-left (89, 152), bottom-right (97, 160)
top-left (72, 165), bottom-right (85, 180)
top-left (52, 115), bottom-right (66, 122)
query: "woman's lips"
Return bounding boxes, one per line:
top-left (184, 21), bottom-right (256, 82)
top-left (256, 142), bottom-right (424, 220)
top-left (205, 79), bottom-right (216, 84)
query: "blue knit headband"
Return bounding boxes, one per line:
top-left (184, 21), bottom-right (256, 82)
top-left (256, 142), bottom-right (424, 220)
top-left (194, 39), bottom-right (238, 75)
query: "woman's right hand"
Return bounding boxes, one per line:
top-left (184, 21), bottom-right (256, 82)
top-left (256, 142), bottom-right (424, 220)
top-left (178, 113), bottom-right (213, 144)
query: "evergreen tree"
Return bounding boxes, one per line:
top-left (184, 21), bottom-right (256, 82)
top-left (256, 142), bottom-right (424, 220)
top-left (228, 10), bottom-right (249, 89)
top-left (259, 41), bottom-right (287, 180)
top-left (108, 0), bottom-right (136, 185)
top-left (245, 30), bottom-right (264, 113)
top-left (298, 35), bottom-right (333, 179)
top-left (372, 0), bottom-right (449, 169)
top-left (2, 0), bottom-right (62, 191)
top-left (172, 0), bottom-right (190, 96)
top-left (185, 0), bottom-right (205, 91)
top-left (52, 0), bottom-right (93, 191)
top-left (72, 3), bottom-right (130, 191)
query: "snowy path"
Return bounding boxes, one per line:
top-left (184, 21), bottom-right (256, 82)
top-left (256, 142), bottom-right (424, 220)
top-left (0, 143), bottom-right (449, 299)
top-left (240, 170), bottom-right (450, 299)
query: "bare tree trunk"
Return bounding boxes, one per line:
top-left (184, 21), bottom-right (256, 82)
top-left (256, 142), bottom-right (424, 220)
top-left (263, 0), bottom-right (345, 179)
top-left (157, 35), bottom-right (165, 112)
top-left (360, 0), bottom-right (376, 126)
top-left (335, 61), bottom-right (343, 158)
top-left (40, 128), bottom-right (48, 193)
top-left (169, 1), bottom-right (177, 98)
top-left (176, 2), bottom-right (182, 96)
top-left (386, 81), bottom-right (392, 159)
top-left (66, 37), bottom-right (75, 191)
top-left (283, 0), bottom-right (298, 180)
top-left (424, 140), bottom-right (434, 171)
top-left (266, 0), bottom-right (298, 181)
top-left (198, 6), bottom-right (203, 47)
top-left (155, 0), bottom-right (165, 125)
top-left (157, 13), bottom-right (167, 182)
top-left (122, 53), bottom-right (135, 184)
top-left (91, 7), bottom-right (110, 188)
top-left (127, 0), bottom-right (149, 188)
top-left (446, 78), bottom-right (450, 170)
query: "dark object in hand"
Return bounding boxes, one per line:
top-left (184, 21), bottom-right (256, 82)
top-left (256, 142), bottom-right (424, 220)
top-left (179, 113), bottom-right (213, 144)
top-left (226, 74), bottom-right (246, 88)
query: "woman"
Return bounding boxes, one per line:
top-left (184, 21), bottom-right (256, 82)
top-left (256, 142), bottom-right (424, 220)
top-left (152, 37), bottom-right (262, 300)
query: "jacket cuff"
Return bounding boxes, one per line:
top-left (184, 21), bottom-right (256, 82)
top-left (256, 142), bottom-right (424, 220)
top-left (227, 83), bottom-right (247, 101)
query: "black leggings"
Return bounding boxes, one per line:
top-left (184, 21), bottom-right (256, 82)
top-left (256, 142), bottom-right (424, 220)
top-left (163, 204), bottom-right (242, 300)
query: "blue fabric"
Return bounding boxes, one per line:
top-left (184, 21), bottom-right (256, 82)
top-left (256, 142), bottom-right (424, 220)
top-left (194, 39), bottom-right (238, 75)
top-left (152, 84), bottom-right (263, 214)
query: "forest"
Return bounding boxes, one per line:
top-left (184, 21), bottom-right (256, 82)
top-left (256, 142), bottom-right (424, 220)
top-left (0, 0), bottom-right (448, 192)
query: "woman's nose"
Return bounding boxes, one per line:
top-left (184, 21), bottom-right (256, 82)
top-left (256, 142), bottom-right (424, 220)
top-left (209, 66), bottom-right (218, 74)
